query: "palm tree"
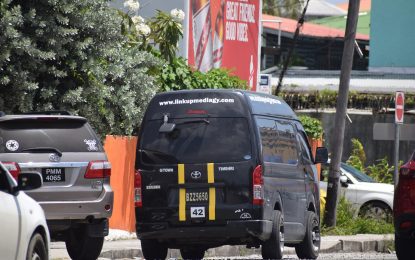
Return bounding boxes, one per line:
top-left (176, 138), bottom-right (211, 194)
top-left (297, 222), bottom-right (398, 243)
top-left (263, 0), bottom-right (302, 19)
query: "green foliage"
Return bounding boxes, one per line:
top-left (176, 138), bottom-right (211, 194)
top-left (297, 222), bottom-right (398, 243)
top-left (262, 0), bottom-right (301, 19)
top-left (346, 138), bottom-right (366, 172)
top-left (298, 115), bottom-right (323, 139)
top-left (148, 10), bottom-right (183, 63)
top-left (366, 157), bottom-right (397, 184)
top-left (322, 197), bottom-right (394, 235)
top-left (0, 0), bottom-right (160, 136)
top-left (159, 56), bottom-right (247, 92)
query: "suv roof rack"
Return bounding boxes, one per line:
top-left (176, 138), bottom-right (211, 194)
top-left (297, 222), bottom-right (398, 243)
top-left (22, 110), bottom-right (71, 116)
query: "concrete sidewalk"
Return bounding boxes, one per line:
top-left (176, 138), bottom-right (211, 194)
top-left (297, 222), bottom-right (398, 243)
top-left (51, 234), bottom-right (394, 259)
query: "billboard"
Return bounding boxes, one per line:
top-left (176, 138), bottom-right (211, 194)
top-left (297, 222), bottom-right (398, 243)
top-left (187, 0), bottom-right (261, 90)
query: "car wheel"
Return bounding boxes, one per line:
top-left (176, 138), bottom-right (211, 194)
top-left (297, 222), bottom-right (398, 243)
top-left (395, 234), bottom-right (415, 260)
top-left (295, 211), bottom-right (320, 259)
top-left (359, 201), bottom-right (392, 222)
top-left (261, 210), bottom-right (284, 259)
top-left (27, 233), bottom-right (48, 260)
top-left (180, 247), bottom-right (205, 260)
top-left (141, 239), bottom-right (168, 260)
top-left (65, 226), bottom-right (104, 260)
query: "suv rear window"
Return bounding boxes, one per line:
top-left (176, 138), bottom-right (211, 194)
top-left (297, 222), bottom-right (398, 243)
top-left (0, 119), bottom-right (103, 153)
top-left (140, 117), bottom-right (252, 164)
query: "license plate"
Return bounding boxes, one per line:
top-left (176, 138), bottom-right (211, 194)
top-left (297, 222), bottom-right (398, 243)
top-left (186, 191), bottom-right (208, 202)
top-left (42, 168), bottom-right (65, 182)
top-left (190, 207), bottom-right (205, 218)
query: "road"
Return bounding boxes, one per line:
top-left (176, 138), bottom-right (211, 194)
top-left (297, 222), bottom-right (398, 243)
top-left (94, 252), bottom-right (397, 260)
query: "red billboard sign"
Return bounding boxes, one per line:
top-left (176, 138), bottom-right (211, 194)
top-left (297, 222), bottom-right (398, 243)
top-left (187, 0), bottom-right (261, 90)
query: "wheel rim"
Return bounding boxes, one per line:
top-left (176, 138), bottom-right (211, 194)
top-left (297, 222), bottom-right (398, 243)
top-left (279, 216), bottom-right (285, 253)
top-left (363, 206), bottom-right (391, 221)
top-left (311, 218), bottom-right (320, 251)
top-left (31, 252), bottom-right (41, 260)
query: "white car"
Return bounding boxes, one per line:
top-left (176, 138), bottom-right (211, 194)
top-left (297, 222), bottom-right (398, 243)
top-left (320, 162), bottom-right (394, 221)
top-left (0, 162), bottom-right (50, 260)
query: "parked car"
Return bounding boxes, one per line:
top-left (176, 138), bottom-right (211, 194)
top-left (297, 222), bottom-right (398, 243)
top-left (0, 111), bottom-right (113, 260)
top-left (394, 151), bottom-right (415, 260)
top-left (320, 162), bottom-right (393, 221)
top-left (0, 161), bottom-right (50, 260)
top-left (135, 90), bottom-right (328, 260)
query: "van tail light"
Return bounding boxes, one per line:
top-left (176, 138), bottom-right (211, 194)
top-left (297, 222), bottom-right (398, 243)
top-left (135, 170), bottom-right (143, 207)
top-left (3, 162), bottom-right (21, 180)
top-left (394, 160), bottom-right (415, 217)
top-left (84, 161), bottom-right (111, 179)
top-left (252, 165), bottom-right (264, 206)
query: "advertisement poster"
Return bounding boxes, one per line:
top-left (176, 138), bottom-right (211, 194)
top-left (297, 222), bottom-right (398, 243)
top-left (188, 0), bottom-right (261, 90)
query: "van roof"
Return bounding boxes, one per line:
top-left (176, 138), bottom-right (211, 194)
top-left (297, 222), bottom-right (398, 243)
top-left (147, 89), bottom-right (298, 120)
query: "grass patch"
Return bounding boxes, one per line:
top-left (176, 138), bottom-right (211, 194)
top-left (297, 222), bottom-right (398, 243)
top-left (322, 197), bottom-right (394, 236)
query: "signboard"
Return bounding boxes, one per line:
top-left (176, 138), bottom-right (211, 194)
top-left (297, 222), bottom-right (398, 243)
top-left (187, 0), bottom-right (261, 90)
top-left (257, 74), bottom-right (272, 94)
top-left (373, 123), bottom-right (415, 141)
top-left (395, 91), bottom-right (404, 124)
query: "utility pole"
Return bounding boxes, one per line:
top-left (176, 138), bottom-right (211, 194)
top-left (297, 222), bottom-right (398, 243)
top-left (323, 0), bottom-right (360, 227)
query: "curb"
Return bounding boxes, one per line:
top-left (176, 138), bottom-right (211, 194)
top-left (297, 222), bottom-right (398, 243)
top-left (97, 237), bottom-right (395, 259)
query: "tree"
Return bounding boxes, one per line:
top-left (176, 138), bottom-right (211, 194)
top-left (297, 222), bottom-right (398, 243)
top-left (0, 0), bottom-right (159, 136)
top-left (262, 0), bottom-right (302, 19)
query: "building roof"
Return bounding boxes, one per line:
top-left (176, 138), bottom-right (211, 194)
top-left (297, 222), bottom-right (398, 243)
top-left (262, 14), bottom-right (370, 41)
top-left (310, 11), bottom-right (371, 35)
top-left (337, 0), bottom-right (371, 12)
top-left (306, 0), bottom-right (347, 17)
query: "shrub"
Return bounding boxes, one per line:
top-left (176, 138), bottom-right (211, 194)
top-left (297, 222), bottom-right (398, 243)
top-left (322, 197), bottom-right (394, 235)
top-left (346, 138), bottom-right (366, 172)
top-left (298, 115), bottom-right (323, 139)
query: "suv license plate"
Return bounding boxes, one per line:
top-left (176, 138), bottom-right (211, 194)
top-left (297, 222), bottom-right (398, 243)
top-left (190, 207), bottom-right (205, 218)
top-left (42, 168), bottom-right (65, 182)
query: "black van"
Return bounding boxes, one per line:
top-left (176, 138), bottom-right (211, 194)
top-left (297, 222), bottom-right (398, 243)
top-left (135, 90), bottom-right (328, 260)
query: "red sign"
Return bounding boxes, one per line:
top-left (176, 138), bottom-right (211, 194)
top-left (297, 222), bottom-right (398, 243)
top-left (187, 0), bottom-right (261, 90)
top-left (395, 91), bottom-right (404, 124)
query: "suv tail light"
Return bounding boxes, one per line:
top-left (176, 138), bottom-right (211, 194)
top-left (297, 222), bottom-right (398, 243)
top-left (252, 165), bottom-right (264, 205)
top-left (135, 170), bottom-right (143, 207)
top-left (394, 160), bottom-right (415, 216)
top-left (84, 161), bottom-right (111, 179)
top-left (3, 162), bottom-right (21, 180)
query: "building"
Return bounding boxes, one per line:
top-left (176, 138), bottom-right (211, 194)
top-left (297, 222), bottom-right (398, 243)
top-left (369, 0), bottom-right (415, 73)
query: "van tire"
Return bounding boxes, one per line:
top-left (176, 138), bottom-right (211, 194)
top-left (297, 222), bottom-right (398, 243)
top-left (180, 247), bottom-right (205, 260)
top-left (295, 211), bottom-right (320, 259)
top-left (141, 239), bottom-right (168, 260)
top-left (27, 233), bottom-right (48, 260)
top-left (261, 210), bottom-right (284, 259)
top-left (65, 226), bottom-right (104, 260)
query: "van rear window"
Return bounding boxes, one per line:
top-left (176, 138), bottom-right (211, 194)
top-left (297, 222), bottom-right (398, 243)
top-left (140, 117), bottom-right (252, 164)
top-left (0, 119), bottom-right (102, 153)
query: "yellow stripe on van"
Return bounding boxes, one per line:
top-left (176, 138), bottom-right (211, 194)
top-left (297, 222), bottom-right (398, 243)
top-left (178, 164), bottom-right (186, 221)
top-left (207, 163), bottom-right (216, 220)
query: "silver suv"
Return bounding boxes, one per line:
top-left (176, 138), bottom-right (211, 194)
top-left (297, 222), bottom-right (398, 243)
top-left (0, 111), bottom-right (113, 260)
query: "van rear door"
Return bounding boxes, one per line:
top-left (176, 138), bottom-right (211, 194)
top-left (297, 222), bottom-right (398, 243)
top-left (137, 92), bottom-right (257, 225)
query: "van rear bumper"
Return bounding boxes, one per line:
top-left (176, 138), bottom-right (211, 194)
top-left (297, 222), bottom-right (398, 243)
top-left (136, 220), bottom-right (273, 242)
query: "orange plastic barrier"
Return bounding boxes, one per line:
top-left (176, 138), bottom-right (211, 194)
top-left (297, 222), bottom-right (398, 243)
top-left (309, 138), bottom-right (323, 180)
top-left (104, 135), bottom-right (137, 232)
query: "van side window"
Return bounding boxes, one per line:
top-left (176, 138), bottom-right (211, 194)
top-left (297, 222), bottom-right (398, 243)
top-left (275, 121), bottom-right (298, 165)
top-left (297, 132), bottom-right (313, 164)
top-left (256, 118), bottom-right (280, 163)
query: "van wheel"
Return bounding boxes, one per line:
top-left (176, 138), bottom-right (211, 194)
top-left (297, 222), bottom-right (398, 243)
top-left (180, 247), bottom-right (205, 260)
top-left (261, 210), bottom-right (284, 259)
top-left (27, 233), bottom-right (48, 260)
top-left (141, 239), bottom-right (168, 260)
top-left (65, 226), bottom-right (104, 260)
top-left (395, 234), bottom-right (415, 260)
top-left (295, 211), bottom-right (320, 259)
